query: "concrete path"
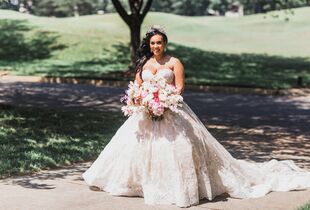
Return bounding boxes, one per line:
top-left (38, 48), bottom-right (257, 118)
top-left (1, 162), bottom-right (310, 210)
top-left (0, 81), bottom-right (310, 210)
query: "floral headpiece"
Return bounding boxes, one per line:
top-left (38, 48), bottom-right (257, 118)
top-left (146, 25), bottom-right (166, 35)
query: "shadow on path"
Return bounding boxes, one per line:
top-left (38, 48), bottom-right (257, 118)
top-left (186, 92), bottom-right (310, 168)
top-left (1, 162), bottom-right (90, 190)
top-left (0, 82), bottom-right (309, 172)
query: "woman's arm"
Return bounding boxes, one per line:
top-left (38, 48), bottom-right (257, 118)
top-left (173, 58), bottom-right (185, 94)
top-left (135, 70), bottom-right (143, 86)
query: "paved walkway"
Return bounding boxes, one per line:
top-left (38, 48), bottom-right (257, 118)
top-left (0, 80), bottom-right (310, 210)
top-left (1, 162), bottom-right (310, 210)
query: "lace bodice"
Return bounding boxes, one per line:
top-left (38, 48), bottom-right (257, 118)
top-left (142, 69), bottom-right (174, 83)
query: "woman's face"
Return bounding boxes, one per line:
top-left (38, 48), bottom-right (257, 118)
top-left (149, 34), bottom-right (165, 57)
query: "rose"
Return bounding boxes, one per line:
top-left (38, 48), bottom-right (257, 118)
top-left (153, 91), bottom-right (160, 103)
top-left (121, 77), bottom-right (183, 119)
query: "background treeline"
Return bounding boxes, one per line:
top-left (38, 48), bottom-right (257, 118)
top-left (153, 0), bottom-right (308, 15)
top-left (1, 0), bottom-right (309, 17)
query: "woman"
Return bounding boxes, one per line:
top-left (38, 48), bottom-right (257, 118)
top-left (83, 25), bottom-right (310, 207)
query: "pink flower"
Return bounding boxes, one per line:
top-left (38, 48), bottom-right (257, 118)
top-left (153, 91), bottom-right (160, 103)
top-left (121, 78), bottom-right (183, 120)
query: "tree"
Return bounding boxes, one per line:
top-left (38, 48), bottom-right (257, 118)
top-left (24, 0), bottom-right (108, 17)
top-left (172, 0), bottom-right (210, 16)
top-left (111, 0), bottom-right (153, 69)
top-left (151, 0), bottom-right (210, 16)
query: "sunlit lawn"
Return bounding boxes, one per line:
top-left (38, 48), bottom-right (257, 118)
top-left (0, 8), bottom-right (310, 88)
top-left (1, 41), bottom-right (309, 88)
top-left (2, 7), bottom-right (310, 57)
top-left (0, 107), bottom-right (126, 178)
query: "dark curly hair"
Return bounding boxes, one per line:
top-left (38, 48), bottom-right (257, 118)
top-left (135, 27), bottom-right (168, 74)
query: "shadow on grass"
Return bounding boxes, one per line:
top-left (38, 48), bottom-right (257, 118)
top-left (0, 19), bottom-right (66, 61)
top-left (9, 42), bottom-right (131, 79)
top-left (0, 106), bottom-right (126, 179)
top-left (167, 43), bottom-right (310, 89)
top-left (11, 42), bottom-right (310, 89)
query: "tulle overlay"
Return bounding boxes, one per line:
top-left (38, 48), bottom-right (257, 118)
top-left (82, 102), bottom-right (310, 207)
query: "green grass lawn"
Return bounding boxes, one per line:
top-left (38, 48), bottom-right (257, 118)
top-left (0, 106), bottom-right (126, 178)
top-left (298, 202), bottom-right (310, 210)
top-left (0, 8), bottom-right (310, 88)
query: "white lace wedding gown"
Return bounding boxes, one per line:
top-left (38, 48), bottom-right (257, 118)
top-left (83, 68), bottom-right (310, 207)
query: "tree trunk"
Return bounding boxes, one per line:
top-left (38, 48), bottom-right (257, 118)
top-left (111, 0), bottom-right (153, 70)
top-left (129, 21), bottom-right (141, 69)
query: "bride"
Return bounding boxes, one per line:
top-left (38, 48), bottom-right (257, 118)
top-left (82, 25), bottom-right (310, 207)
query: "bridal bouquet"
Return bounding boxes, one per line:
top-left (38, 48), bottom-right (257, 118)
top-left (120, 76), bottom-right (183, 120)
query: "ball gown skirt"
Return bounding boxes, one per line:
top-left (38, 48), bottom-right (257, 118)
top-left (82, 102), bottom-right (310, 207)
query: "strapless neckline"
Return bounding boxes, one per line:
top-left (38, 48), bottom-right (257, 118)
top-left (142, 68), bottom-right (174, 83)
top-left (143, 68), bottom-right (173, 76)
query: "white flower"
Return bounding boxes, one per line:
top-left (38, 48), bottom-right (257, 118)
top-left (120, 78), bottom-right (183, 119)
top-left (142, 93), bottom-right (154, 105)
top-left (159, 93), bottom-right (167, 101)
top-left (149, 85), bottom-right (159, 93)
top-left (158, 79), bottom-right (166, 88)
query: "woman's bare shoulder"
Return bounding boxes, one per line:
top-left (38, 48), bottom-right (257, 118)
top-left (167, 56), bottom-right (182, 64)
top-left (167, 56), bottom-right (183, 69)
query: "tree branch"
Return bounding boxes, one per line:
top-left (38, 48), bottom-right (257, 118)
top-left (141, 0), bottom-right (153, 19)
top-left (129, 0), bottom-right (144, 15)
top-left (129, 0), bottom-right (135, 14)
top-left (137, 0), bottom-right (144, 14)
top-left (111, 0), bottom-right (130, 25)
